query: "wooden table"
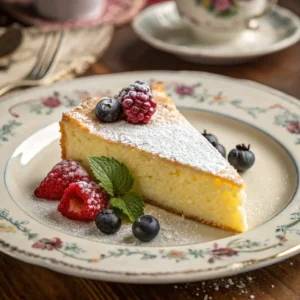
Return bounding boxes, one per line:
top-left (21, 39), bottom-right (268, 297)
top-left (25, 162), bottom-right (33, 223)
top-left (1, 1), bottom-right (300, 299)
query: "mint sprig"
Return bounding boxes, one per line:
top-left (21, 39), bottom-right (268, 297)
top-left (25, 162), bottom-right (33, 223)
top-left (110, 192), bottom-right (144, 222)
top-left (88, 157), bottom-right (134, 196)
top-left (88, 156), bottom-right (144, 222)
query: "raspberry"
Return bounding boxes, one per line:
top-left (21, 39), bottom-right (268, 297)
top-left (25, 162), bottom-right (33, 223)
top-left (57, 181), bottom-right (109, 221)
top-left (34, 160), bottom-right (91, 200)
top-left (118, 80), bottom-right (157, 124)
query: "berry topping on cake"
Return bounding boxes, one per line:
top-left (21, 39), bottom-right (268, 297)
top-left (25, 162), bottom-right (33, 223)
top-left (95, 209), bottom-right (121, 234)
top-left (132, 215), bottom-right (160, 242)
top-left (95, 97), bottom-right (122, 123)
top-left (58, 181), bottom-right (109, 221)
top-left (34, 160), bottom-right (91, 200)
top-left (118, 80), bottom-right (157, 124)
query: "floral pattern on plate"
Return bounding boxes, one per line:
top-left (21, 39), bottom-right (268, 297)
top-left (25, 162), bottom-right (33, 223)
top-left (1, 208), bottom-right (300, 264)
top-left (195, 0), bottom-right (253, 17)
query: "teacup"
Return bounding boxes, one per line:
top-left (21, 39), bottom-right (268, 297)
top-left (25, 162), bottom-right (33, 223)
top-left (175, 0), bottom-right (278, 42)
top-left (35, 0), bottom-right (106, 21)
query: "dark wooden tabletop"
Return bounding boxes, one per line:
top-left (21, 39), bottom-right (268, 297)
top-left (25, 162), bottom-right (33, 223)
top-left (1, 1), bottom-right (300, 299)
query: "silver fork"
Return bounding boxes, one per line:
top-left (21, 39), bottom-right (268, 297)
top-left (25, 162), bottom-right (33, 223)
top-left (0, 30), bottom-right (65, 97)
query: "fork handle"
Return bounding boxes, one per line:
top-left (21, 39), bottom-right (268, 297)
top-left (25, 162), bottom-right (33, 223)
top-left (0, 81), bottom-right (41, 97)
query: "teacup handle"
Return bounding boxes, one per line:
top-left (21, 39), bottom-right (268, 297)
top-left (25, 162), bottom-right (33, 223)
top-left (247, 0), bottom-right (278, 30)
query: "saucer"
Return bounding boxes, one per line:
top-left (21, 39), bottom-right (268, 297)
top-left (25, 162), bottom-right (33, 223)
top-left (2, 0), bottom-right (146, 28)
top-left (133, 2), bottom-right (300, 65)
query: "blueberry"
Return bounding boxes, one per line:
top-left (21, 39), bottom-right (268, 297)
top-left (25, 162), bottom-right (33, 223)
top-left (228, 144), bottom-right (255, 172)
top-left (95, 97), bottom-right (122, 122)
top-left (132, 215), bottom-right (160, 242)
top-left (202, 130), bottom-right (218, 144)
top-left (211, 142), bottom-right (226, 158)
top-left (95, 209), bottom-right (121, 234)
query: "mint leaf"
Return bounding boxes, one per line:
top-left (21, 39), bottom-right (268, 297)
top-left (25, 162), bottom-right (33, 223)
top-left (110, 198), bottom-right (128, 216)
top-left (88, 156), bottom-right (144, 221)
top-left (110, 192), bottom-right (144, 222)
top-left (111, 160), bottom-right (134, 196)
top-left (122, 192), bottom-right (144, 221)
top-left (88, 157), bottom-right (134, 196)
top-left (88, 157), bottom-right (115, 196)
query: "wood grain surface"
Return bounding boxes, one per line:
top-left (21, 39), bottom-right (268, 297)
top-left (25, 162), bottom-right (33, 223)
top-left (1, 1), bottom-right (300, 299)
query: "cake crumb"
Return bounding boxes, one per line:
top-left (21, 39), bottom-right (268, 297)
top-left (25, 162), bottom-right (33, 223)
top-left (228, 279), bottom-right (234, 285)
top-left (271, 285), bottom-right (274, 288)
top-left (169, 274), bottom-right (255, 298)
top-left (174, 285), bottom-right (178, 289)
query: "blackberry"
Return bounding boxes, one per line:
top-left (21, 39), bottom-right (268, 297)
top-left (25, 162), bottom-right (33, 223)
top-left (117, 81), bottom-right (156, 124)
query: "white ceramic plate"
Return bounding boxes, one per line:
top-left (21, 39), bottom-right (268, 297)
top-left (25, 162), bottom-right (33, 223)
top-left (133, 2), bottom-right (300, 64)
top-left (0, 71), bottom-right (299, 283)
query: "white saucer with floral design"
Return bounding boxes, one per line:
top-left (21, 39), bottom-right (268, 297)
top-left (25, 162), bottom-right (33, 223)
top-left (0, 71), bottom-right (299, 283)
top-left (133, 2), bottom-right (300, 64)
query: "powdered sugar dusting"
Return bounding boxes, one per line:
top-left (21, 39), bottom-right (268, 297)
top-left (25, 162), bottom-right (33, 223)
top-left (25, 195), bottom-right (233, 247)
top-left (65, 94), bottom-right (243, 185)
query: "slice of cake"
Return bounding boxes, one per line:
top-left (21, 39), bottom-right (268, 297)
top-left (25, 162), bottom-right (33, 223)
top-left (60, 82), bottom-right (247, 232)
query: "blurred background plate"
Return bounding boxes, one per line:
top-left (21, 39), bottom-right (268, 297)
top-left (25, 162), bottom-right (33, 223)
top-left (1, 0), bottom-right (147, 28)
